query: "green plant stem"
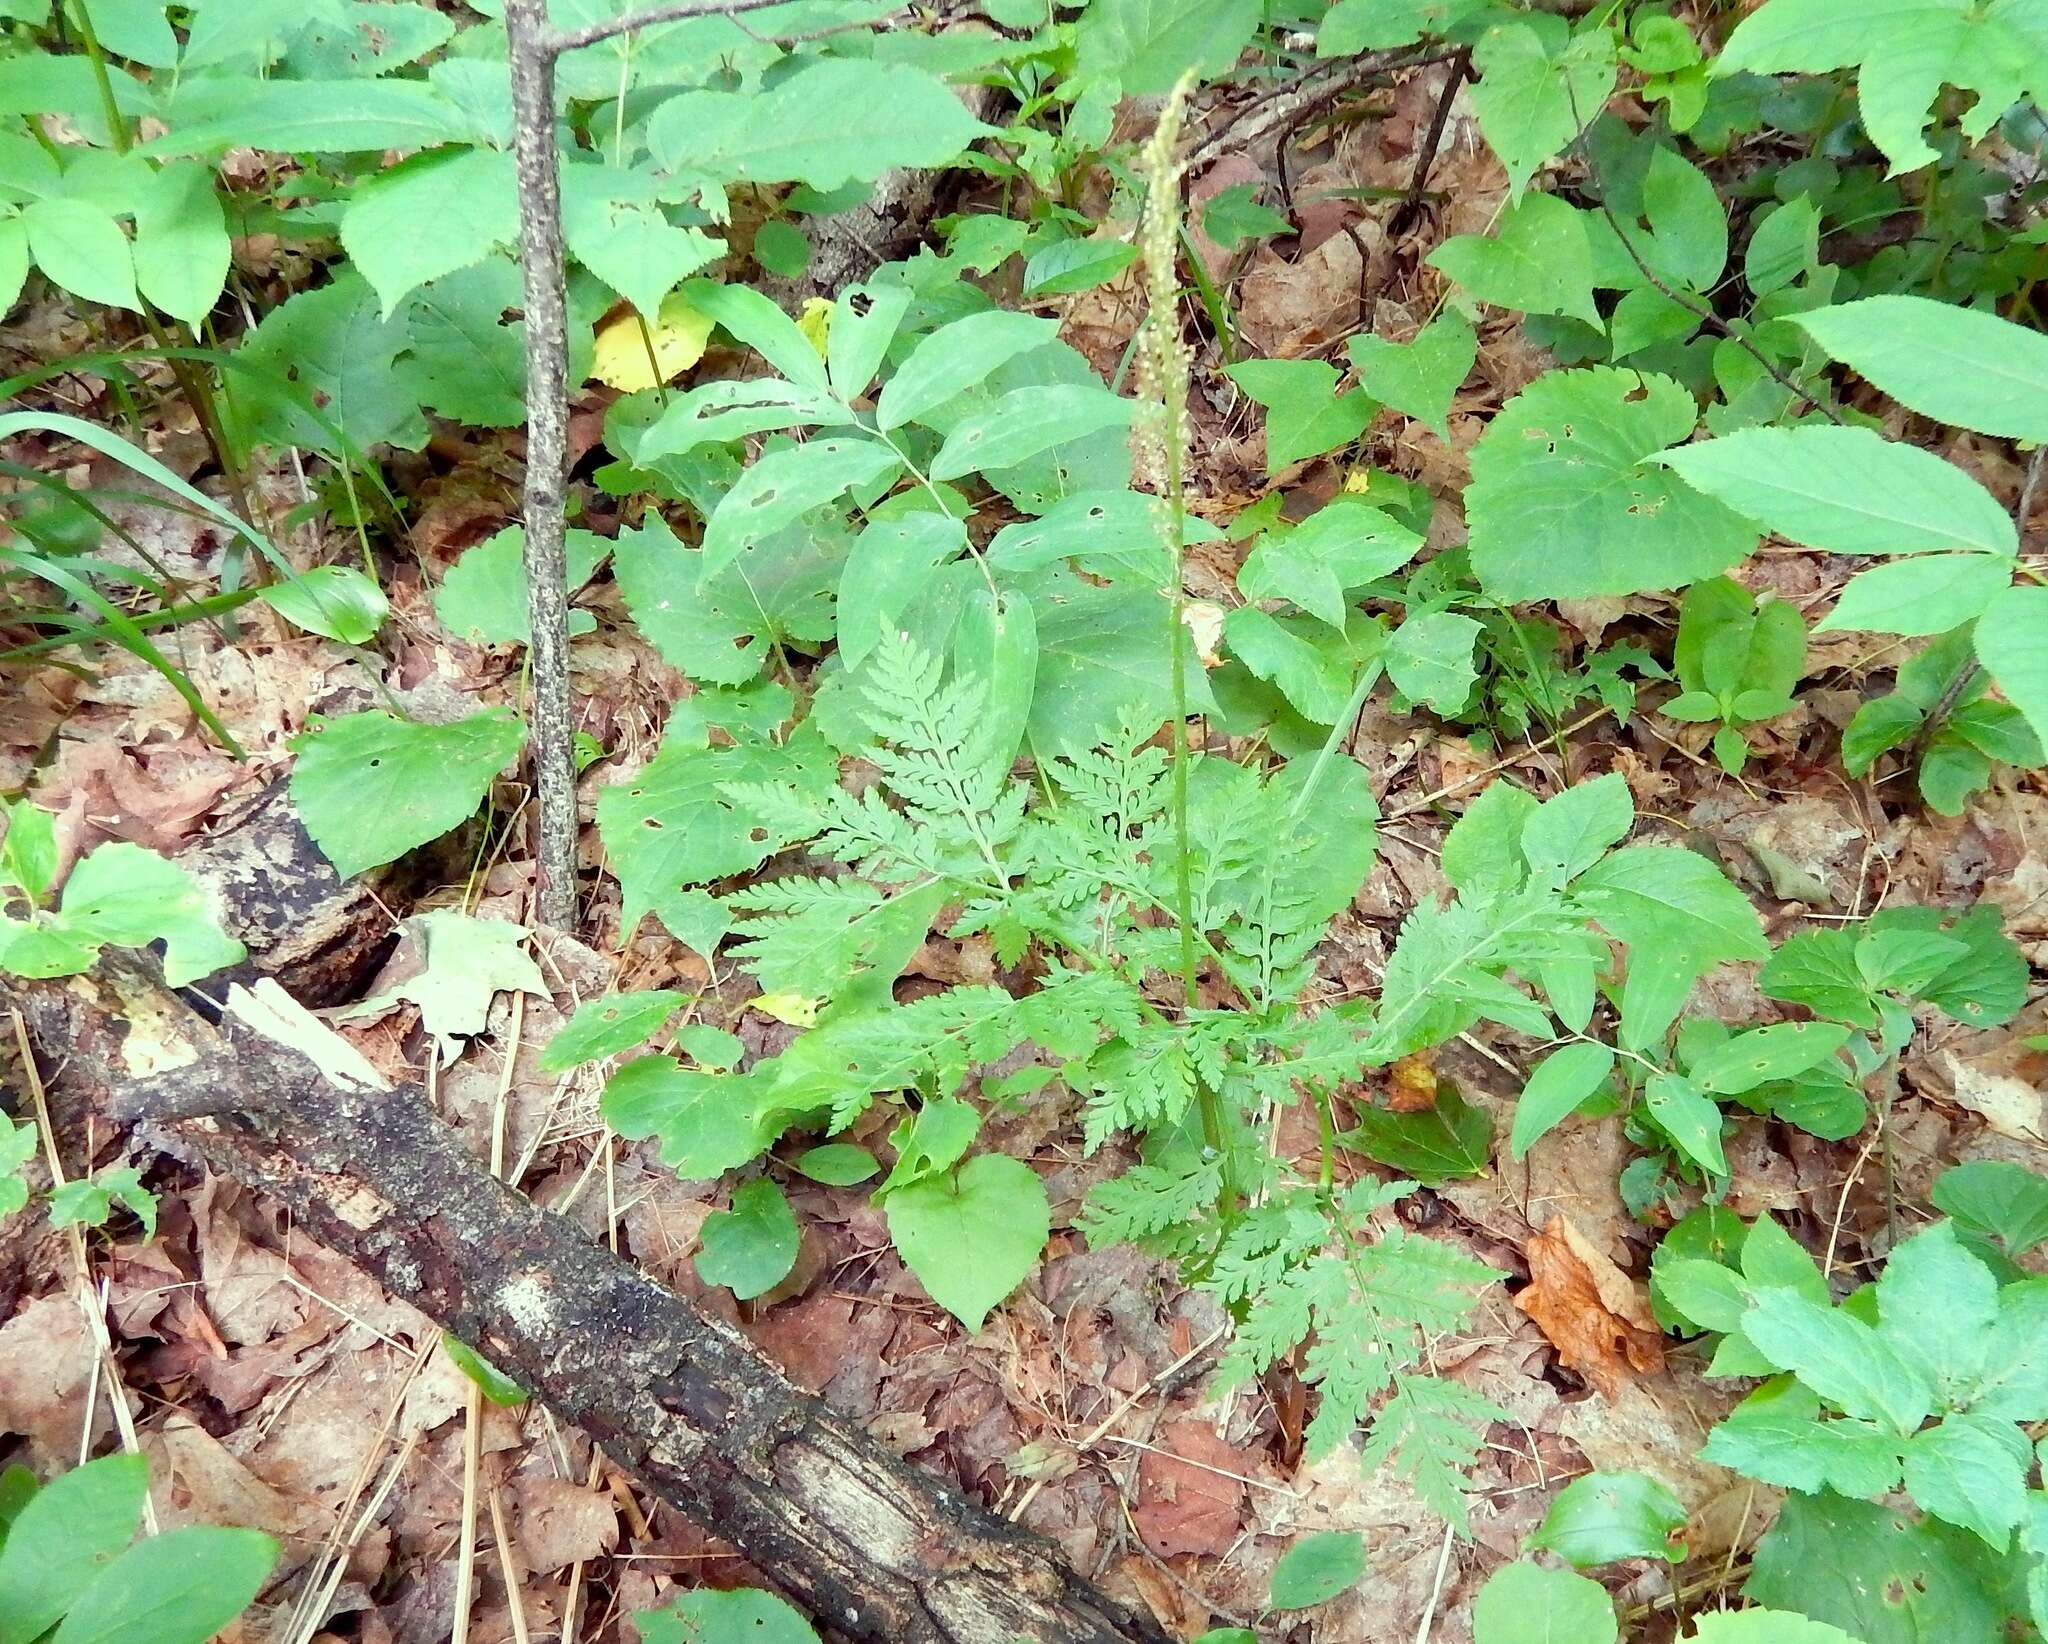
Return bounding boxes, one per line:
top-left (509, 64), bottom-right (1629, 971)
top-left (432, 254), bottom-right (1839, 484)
top-left (70, 0), bottom-right (265, 545)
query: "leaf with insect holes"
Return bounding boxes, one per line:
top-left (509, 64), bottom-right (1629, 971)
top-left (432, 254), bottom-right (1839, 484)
top-left (1689, 1022), bottom-right (1851, 1095)
top-left (699, 436), bottom-right (900, 584)
top-left (540, 990), bottom-right (688, 1075)
top-left (289, 709), bottom-right (524, 880)
top-left (1467, 368), bottom-right (1756, 599)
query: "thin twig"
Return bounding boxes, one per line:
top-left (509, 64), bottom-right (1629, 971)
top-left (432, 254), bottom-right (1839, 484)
top-left (1394, 48), bottom-right (1471, 230)
top-left (546, 0), bottom-right (821, 53)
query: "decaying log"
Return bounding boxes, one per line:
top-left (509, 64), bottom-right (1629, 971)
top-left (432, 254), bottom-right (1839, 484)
top-left (9, 963), bottom-right (1174, 1644)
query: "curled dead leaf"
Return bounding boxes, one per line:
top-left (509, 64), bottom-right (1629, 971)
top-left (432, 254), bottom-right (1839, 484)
top-left (1385, 1050), bottom-right (1438, 1113)
top-left (1514, 1215), bottom-right (1664, 1400)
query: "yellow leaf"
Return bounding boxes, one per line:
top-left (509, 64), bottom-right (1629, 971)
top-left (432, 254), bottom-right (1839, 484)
top-left (589, 293), bottom-right (714, 392)
top-left (751, 991), bottom-right (818, 1027)
top-left (797, 295), bottom-right (832, 356)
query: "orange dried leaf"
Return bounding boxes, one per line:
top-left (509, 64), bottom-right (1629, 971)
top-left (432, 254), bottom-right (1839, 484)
top-left (1514, 1215), bottom-right (1665, 1399)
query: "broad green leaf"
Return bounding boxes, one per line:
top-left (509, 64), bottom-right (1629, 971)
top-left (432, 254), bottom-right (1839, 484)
top-left (677, 279), bottom-right (827, 394)
top-left (1867, 904), bottom-right (2027, 1027)
top-left (343, 909), bottom-right (545, 1067)
top-left (603, 1056), bottom-right (782, 1179)
top-left (1468, 16), bottom-right (1618, 199)
top-left (130, 162), bottom-right (228, 328)
top-left (1224, 606), bottom-right (1365, 725)
top-left (1529, 1470), bottom-right (1687, 1568)
top-left (400, 257), bottom-right (566, 429)
top-left (1972, 584), bottom-right (2048, 748)
top-left (441, 1334), bottom-right (526, 1405)
top-left (0, 218), bottom-right (26, 314)
top-left (596, 729), bottom-right (833, 943)
top-left (1792, 296), bottom-right (2048, 442)
top-left (1745, 197), bottom-right (1821, 297)
top-left (1719, 0), bottom-right (2037, 175)
top-left (1427, 190), bottom-right (1599, 324)
top-left (885, 1153), bottom-right (1048, 1331)
top-left (1931, 1160), bottom-right (2048, 1258)
top-left (230, 272), bottom-right (425, 454)
top-left (151, 76), bottom-right (471, 155)
top-left (825, 280), bottom-right (910, 402)
top-left (877, 311), bottom-right (1058, 431)
top-left (1644, 1072), bottom-right (1728, 1175)
top-left (1031, 579), bottom-right (1214, 757)
top-left (1520, 773), bottom-right (1633, 884)
top-left (1818, 553), bottom-right (2013, 636)
top-left (48, 842), bottom-right (244, 987)
top-left (793, 1143), bottom-right (878, 1185)
top-left (1237, 498), bottom-right (1423, 627)
top-left (1385, 610), bottom-right (1480, 713)
top-left (541, 990), bottom-right (690, 1075)
top-left (1573, 844), bottom-right (1768, 965)
top-left (1700, 1379), bottom-right (1904, 1497)
top-left (1687, 1613), bottom-right (1861, 1644)
top-left (1268, 1530), bottom-right (1366, 1610)
top-left (1654, 1256), bottom-right (1751, 1335)
top-left (1658, 426), bottom-right (2017, 556)
top-left (1346, 309), bottom-right (1476, 440)
top-left (1, 798), bottom-right (56, 901)
top-left (0, 1453), bottom-right (148, 1644)
top-left (753, 217), bottom-right (809, 278)
top-left (260, 566), bottom-right (387, 644)
top-left (435, 526), bottom-right (607, 649)
top-left (1471, 1561), bottom-right (1617, 1644)
top-left (288, 708), bottom-right (525, 880)
top-left (338, 145), bottom-right (518, 317)
top-left (1510, 1041), bottom-right (1614, 1159)
top-left (1742, 1287), bottom-right (1934, 1433)
top-left (1971, 1280), bottom-right (2048, 1421)
top-left (1689, 1022), bottom-right (1851, 1095)
top-left (1342, 1088), bottom-right (1491, 1186)
top-left (1758, 928), bottom-right (1873, 1024)
top-left (1226, 357), bottom-right (1376, 472)
top-left (831, 513), bottom-right (966, 667)
top-left (640, 1588), bottom-right (820, 1644)
top-left (1902, 1416), bottom-right (2030, 1549)
top-left (1072, 0), bottom-right (1261, 92)
top-left (1747, 1491), bottom-right (2033, 1644)
top-left (1020, 237), bottom-right (1138, 296)
top-left (1876, 1219), bottom-right (1998, 1397)
top-left (1441, 779), bottom-right (1539, 899)
top-left (700, 436), bottom-right (900, 582)
top-left (562, 165), bottom-right (721, 324)
top-left (49, 1527), bottom-right (276, 1644)
top-left (928, 385), bottom-right (1133, 483)
top-left (1467, 368), bottom-right (1756, 599)
top-left (647, 60), bottom-right (992, 191)
top-left (696, 1178), bottom-right (800, 1301)
top-left (22, 198), bottom-right (136, 311)
top-left (1319, 0), bottom-right (1495, 51)
top-left (1636, 145), bottom-right (1728, 290)
top-left (1200, 184), bottom-right (1291, 248)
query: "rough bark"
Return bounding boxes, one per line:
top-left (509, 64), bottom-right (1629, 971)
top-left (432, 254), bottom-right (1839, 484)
top-left (504, 0), bottom-right (579, 933)
top-left (9, 966), bottom-right (1172, 1644)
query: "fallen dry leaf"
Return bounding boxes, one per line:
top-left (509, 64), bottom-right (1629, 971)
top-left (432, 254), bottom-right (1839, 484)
top-left (1513, 1216), bottom-right (1665, 1399)
top-left (1132, 1417), bottom-right (1246, 1559)
top-left (1385, 1050), bottom-right (1438, 1112)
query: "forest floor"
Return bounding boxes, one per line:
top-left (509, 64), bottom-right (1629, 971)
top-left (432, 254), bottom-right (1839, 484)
top-left (2, 55), bottom-right (2045, 1644)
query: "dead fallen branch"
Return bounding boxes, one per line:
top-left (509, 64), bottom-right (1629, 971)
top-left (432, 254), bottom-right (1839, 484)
top-left (8, 964), bottom-right (1173, 1644)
